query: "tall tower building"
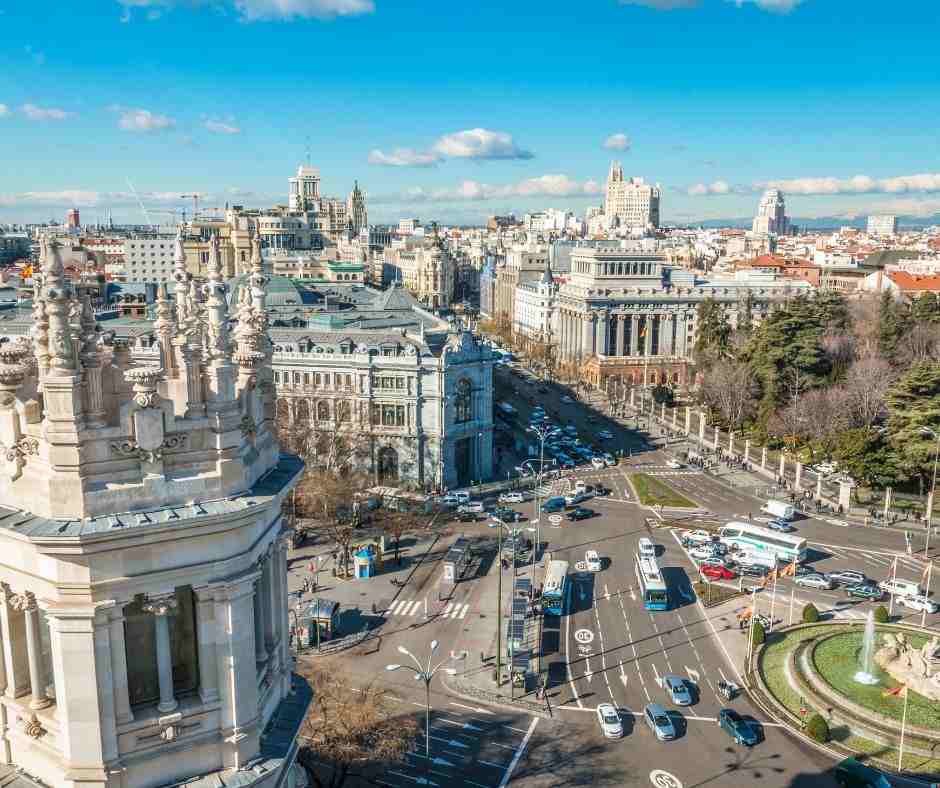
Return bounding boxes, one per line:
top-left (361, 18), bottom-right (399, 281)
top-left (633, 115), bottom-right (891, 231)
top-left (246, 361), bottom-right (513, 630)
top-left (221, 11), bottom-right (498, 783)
top-left (347, 180), bottom-right (368, 235)
top-left (288, 164), bottom-right (320, 211)
top-left (66, 208), bottom-right (80, 229)
top-left (752, 189), bottom-right (789, 236)
top-left (0, 233), bottom-right (306, 788)
top-left (604, 163), bottom-right (661, 230)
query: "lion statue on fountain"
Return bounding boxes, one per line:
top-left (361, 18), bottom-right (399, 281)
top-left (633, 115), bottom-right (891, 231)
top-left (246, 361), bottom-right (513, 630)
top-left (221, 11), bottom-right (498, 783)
top-left (875, 633), bottom-right (940, 700)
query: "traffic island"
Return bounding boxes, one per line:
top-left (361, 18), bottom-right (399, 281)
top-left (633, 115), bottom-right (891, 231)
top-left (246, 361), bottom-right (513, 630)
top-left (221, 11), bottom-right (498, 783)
top-left (628, 473), bottom-right (698, 509)
top-left (692, 580), bottom-right (743, 608)
top-left (751, 621), bottom-right (940, 778)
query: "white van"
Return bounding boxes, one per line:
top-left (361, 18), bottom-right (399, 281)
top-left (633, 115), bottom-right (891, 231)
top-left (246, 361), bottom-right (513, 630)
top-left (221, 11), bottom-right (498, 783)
top-left (638, 537), bottom-right (656, 559)
top-left (761, 499), bottom-right (795, 521)
top-left (585, 550), bottom-right (602, 572)
top-left (878, 578), bottom-right (924, 598)
top-left (733, 550), bottom-right (777, 570)
top-left (455, 491), bottom-right (470, 505)
top-left (574, 480), bottom-right (589, 494)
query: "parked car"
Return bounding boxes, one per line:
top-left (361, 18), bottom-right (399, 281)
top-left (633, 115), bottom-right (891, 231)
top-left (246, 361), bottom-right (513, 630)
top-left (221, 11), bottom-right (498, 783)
top-left (833, 758), bottom-right (892, 788)
top-left (568, 507), bottom-right (595, 521)
top-left (701, 556), bottom-right (733, 569)
top-left (815, 462), bottom-right (838, 475)
top-left (598, 430), bottom-right (614, 440)
top-left (828, 570), bottom-right (868, 586)
top-left (701, 564), bottom-right (737, 581)
top-left (561, 395), bottom-right (574, 403)
top-left (665, 459), bottom-right (683, 469)
top-left (845, 583), bottom-right (885, 602)
top-left (596, 703), bottom-right (623, 739)
top-left (593, 484), bottom-right (611, 496)
top-left (879, 578), bottom-right (925, 598)
top-left (565, 492), bottom-right (589, 507)
top-left (457, 502), bottom-right (484, 514)
top-left (663, 675), bottom-right (693, 706)
top-left (498, 492), bottom-right (525, 504)
top-left (898, 595), bottom-right (939, 614)
top-left (585, 550), bottom-right (602, 572)
top-left (591, 456), bottom-right (606, 470)
top-left (440, 493), bottom-right (460, 507)
top-left (690, 544), bottom-right (720, 561)
top-left (492, 508), bottom-right (522, 523)
top-left (718, 708), bottom-right (758, 746)
top-left (643, 703), bottom-right (676, 741)
top-left (683, 530), bottom-right (714, 544)
top-left (541, 497), bottom-right (566, 513)
top-left (739, 564), bottom-right (770, 578)
top-left (558, 456), bottom-right (576, 469)
top-left (456, 512), bottom-right (478, 523)
top-left (767, 519), bottom-right (795, 533)
top-left (603, 452), bottom-right (617, 466)
top-left (795, 573), bottom-right (834, 590)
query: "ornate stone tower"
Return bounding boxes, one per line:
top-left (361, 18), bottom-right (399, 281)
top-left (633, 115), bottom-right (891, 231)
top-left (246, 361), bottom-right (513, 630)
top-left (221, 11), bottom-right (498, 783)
top-left (0, 234), bottom-right (305, 788)
top-left (346, 180), bottom-right (367, 236)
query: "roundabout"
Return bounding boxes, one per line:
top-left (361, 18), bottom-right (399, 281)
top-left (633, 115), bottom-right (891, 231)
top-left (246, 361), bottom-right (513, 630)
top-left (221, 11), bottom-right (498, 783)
top-left (753, 619), bottom-right (940, 776)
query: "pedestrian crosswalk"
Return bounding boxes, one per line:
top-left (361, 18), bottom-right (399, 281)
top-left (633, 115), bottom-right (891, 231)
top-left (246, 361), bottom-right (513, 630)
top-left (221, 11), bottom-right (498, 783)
top-left (384, 598), bottom-right (470, 619)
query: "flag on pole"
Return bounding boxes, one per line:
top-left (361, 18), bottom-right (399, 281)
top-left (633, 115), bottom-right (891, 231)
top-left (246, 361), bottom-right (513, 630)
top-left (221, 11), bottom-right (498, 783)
top-left (883, 684), bottom-right (907, 698)
top-left (20, 264), bottom-right (32, 279)
top-left (922, 562), bottom-right (931, 587)
top-left (783, 558), bottom-right (797, 577)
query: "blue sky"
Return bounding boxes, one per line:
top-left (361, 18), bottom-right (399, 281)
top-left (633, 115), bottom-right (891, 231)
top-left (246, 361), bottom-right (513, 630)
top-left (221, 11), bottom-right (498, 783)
top-left (1, 0), bottom-right (939, 225)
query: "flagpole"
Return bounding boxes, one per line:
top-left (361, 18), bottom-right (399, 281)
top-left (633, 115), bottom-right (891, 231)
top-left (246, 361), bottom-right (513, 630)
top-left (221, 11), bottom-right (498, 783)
top-left (898, 686), bottom-right (910, 772)
top-left (789, 586), bottom-right (795, 626)
top-left (889, 555), bottom-right (898, 617)
top-left (769, 568), bottom-right (779, 632)
top-left (922, 561), bottom-right (933, 629)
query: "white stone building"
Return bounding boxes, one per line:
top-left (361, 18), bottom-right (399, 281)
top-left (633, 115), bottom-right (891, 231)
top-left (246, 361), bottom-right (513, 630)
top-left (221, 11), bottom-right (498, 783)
top-left (0, 233), bottom-right (306, 788)
top-left (124, 235), bottom-right (177, 283)
top-left (752, 189), bottom-right (789, 236)
top-left (604, 163), bottom-right (661, 230)
top-left (382, 237), bottom-right (455, 310)
top-left (867, 214), bottom-right (898, 237)
top-left (512, 263), bottom-right (558, 346)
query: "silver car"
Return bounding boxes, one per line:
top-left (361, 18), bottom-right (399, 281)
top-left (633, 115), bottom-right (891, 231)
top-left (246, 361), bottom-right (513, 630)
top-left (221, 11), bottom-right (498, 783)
top-left (795, 573), bottom-right (834, 590)
top-left (663, 675), bottom-right (693, 706)
top-left (644, 703), bottom-right (676, 741)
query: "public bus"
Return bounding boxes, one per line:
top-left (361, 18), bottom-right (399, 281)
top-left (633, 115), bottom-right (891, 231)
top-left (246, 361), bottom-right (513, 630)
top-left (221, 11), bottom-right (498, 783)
top-left (542, 559), bottom-right (569, 615)
top-left (718, 521), bottom-right (807, 565)
top-left (635, 554), bottom-right (669, 611)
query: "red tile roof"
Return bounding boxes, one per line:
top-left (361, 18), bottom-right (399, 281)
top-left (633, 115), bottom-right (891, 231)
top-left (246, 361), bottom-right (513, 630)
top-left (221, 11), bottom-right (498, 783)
top-left (886, 271), bottom-right (940, 292)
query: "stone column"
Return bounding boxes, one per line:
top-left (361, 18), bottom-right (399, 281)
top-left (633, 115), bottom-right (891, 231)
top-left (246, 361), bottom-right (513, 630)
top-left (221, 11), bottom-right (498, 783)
top-left (595, 311), bottom-right (608, 356)
top-left (262, 553), bottom-right (277, 656)
top-left (684, 406), bottom-right (691, 436)
top-left (744, 439), bottom-right (751, 464)
top-left (816, 475), bottom-right (823, 501)
top-left (108, 605), bottom-right (133, 725)
top-left (616, 314), bottom-right (625, 356)
top-left (728, 431), bottom-right (735, 457)
top-left (630, 388), bottom-right (636, 407)
top-left (661, 402), bottom-right (666, 421)
top-left (698, 413), bottom-right (706, 442)
top-left (253, 577), bottom-right (267, 663)
top-left (143, 595), bottom-right (178, 714)
top-left (794, 462), bottom-right (803, 491)
top-left (779, 454), bottom-right (786, 481)
top-left (645, 317), bottom-right (653, 357)
top-left (630, 315), bottom-right (639, 356)
top-left (194, 586), bottom-right (220, 705)
top-left (761, 446), bottom-right (768, 470)
top-left (0, 584), bottom-right (29, 699)
top-left (12, 593), bottom-right (51, 710)
top-left (581, 314), bottom-right (594, 357)
top-left (713, 425), bottom-right (720, 450)
top-left (672, 407), bottom-right (678, 429)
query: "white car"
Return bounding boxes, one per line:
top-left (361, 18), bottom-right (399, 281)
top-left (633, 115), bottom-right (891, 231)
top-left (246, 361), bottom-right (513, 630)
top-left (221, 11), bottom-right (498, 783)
top-left (498, 492), bottom-right (525, 504)
top-left (565, 493), bottom-right (588, 506)
top-left (586, 550), bottom-right (602, 572)
top-left (815, 462), bottom-right (837, 475)
top-left (591, 457), bottom-right (606, 470)
top-left (690, 544), bottom-right (719, 561)
top-left (683, 530), bottom-right (714, 545)
top-left (795, 573), bottom-right (834, 590)
top-left (665, 459), bottom-right (683, 469)
top-left (898, 595), bottom-right (939, 614)
top-left (603, 453), bottom-right (617, 467)
top-left (596, 703), bottom-right (623, 739)
top-left (457, 502), bottom-right (483, 514)
top-left (574, 480), bottom-right (589, 493)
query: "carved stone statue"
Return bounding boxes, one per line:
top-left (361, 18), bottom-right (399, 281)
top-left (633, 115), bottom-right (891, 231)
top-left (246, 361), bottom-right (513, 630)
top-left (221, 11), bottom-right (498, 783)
top-left (875, 631), bottom-right (940, 700)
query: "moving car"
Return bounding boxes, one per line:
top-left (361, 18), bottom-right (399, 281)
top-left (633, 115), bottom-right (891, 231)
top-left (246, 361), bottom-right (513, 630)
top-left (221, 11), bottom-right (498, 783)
top-left (565, 492), bottom-right (589, 506)
top-left (816, 462), bottom-right (838, 475)
top-left (845, 583), bottom-right (884, 601)
top-left (828, 569), bottom-right (868, 586)
top-left (683, 530), bottom-right (714, 544)
top-left (643, 703), bottom-right (676, 741)
top-left (833, 758), bottom-right (892, 788)
top-left (760, 499), bottom-right (795, 521)
top-left (492, 508), bottom-right (523, 523)
top-left (498, 492), bottom-right (525, 504)
top-left (457, 502), bottom-right (484, 514)
top-left (593, 484), bottom-right (611, 496)
top-left (879, 578), bottom-right (925, 598)
top-left (598, 430), bottom-right (614, 440)
top-left (585, 550), bottom-right (602, 572)
top-left (718, 708), bottom-right (758, 746)
top-left (638, 537), bottom-right (656, 558)
top-left (591, 456), bottom-right (606, 470)
top-left (574, 480), bottom-right (589, 493)
top-left (767, 519), bottom-right (795, 533)
top-left (690, 544), bottom-right (720, 561)
top-left (456, 512), bottom-right (478, 523)
top-left (795, 573), bottom-right (834, 590)
top-left (596, 703), bottom-right (623, 739)
top-left (665, 459), bottom-right (683, 469)
top-left (663, 675), bottom-right (693, 706)
top-left (701, 564), bottom-right (737, 581)
top-left (568, 507), bottom-right (595, 521)
top-left (603, 452), bottom-right (617, 467)
top-left (541, 497), bottom-right (566, 513)
top-left (898, 595), bottom-right (939, 614)
top-left (561, 395), bottom-right (574, 403)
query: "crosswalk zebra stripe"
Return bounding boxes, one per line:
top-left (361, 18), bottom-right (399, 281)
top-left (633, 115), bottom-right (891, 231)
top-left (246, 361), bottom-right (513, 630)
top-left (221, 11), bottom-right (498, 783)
top-left (387, 599), bottom-right (405, 615)
top-left (457, 604), bottom-right (469, 619)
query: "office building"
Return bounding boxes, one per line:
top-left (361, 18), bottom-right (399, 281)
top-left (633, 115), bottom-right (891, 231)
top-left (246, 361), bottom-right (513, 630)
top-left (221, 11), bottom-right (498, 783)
top-left (604, 163), bottom-right (661, 230)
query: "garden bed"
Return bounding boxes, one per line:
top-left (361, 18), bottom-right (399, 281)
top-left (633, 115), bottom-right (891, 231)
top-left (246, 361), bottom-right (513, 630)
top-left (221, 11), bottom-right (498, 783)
top-left (629, 473), bottom-right (697, 508)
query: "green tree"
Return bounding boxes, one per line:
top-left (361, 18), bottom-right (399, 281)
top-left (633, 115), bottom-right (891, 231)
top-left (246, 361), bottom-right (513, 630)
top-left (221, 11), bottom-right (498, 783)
top-left (651, 383), bottom-right (675, 406)
top-left (738, 290), bottom-right (755, 336)
top-left (750, 620), bottom-right (766, 648)
top-left (694, 298), bottom-right (732, 368)
top-left (874, 605), bottom-right (889, 624)
top-left (878, 290), bottom-right (906, 359)
top-left (911, 292), bottom-right (940, 324)
top-left (805, 713), bottom-right (830, 743)
top-left (885, 362), bottom-right (940, 494)
top-left (833, 428), bottom-right (906, 489)
top-left (802, 603), bottom-right (820, 623)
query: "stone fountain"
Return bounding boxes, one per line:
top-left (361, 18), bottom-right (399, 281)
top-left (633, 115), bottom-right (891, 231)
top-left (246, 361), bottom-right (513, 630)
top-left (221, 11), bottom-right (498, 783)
top-left (875, 632), bottom-right (940, 701)
top-left (853, 610), bottom-right (879, 685)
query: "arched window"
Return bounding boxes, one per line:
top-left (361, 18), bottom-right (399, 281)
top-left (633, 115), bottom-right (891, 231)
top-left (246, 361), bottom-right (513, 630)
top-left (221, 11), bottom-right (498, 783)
top-left (295, 399), bottom-right (310, 424)
top-left (377, 446), bottom-right (399, 483)
top-left (454, 379), bottom-right (473, 423)
top-left (336, 400), bottom-right (351, 422)
top-left (317, 400), bottom-right (331, 422)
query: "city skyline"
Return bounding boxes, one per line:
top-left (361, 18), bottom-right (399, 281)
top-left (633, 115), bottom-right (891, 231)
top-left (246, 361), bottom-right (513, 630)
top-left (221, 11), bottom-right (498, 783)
top-left (2, 0), bottom-right (939, 224)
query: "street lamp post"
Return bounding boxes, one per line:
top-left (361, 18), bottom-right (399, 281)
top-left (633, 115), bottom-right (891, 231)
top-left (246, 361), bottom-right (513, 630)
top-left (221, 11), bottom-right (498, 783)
top-left (920, 428), bottom-right (940, 557)
top-left (386, 641), bottom-right (461, 769)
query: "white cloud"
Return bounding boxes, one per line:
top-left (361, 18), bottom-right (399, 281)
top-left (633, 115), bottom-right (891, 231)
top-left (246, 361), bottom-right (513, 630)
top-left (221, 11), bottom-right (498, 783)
top-left (728, 0), bottom-right (803, 11)
top-left (0, 188), bottom-right (269, 211)
top-left (117, 108), bottom-right (176, 132)
top-left (203, 118), bottom-right (241, 134)
top-left (0, 104), bottom-right (9, 118)
top-left (368, 148), bottom-right (440, 167)
top-left (620, 0), bottom-right (803, 10)
top-left (373, 174), bottom-right (602, 204)
top-left (21, 103), bottom-right (74, 121)
top-left (116, 0), bottom-right (373, 22)
top-left (603, 133), bottom-right (631, 151)
top-left (431, 128), bottom-right (533, 161)
top-left (24, 45), bottom-right (46, 65)
top-left (619, 0), bottom-right (698, 8)
top-left (759, 173), bottom-right (940, 196)
top-left (370, 128), bottom-right (532, 168)
top-left (686, 180), bottom-right (732, 196)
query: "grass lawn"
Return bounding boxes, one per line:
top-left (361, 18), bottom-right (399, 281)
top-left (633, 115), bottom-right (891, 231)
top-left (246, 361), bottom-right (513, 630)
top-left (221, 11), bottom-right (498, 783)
top-left (692, 580), bottom-right (742, 608)
top-left (629, 473), bottom-right (697, 508)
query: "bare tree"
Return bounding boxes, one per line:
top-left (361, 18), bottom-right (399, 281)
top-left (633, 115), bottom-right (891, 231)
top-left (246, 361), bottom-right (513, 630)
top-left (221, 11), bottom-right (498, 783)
top-left (897, 321), bottom-right (940, 366)
top-left (698, 359), bottom-right (758, 430)
top-left (381, 510), bottom-right (425, 565)
top-left (849, 295), bottom-right (882, 360)
top-left (820, 331), bottom-right (856, 379)
top-left (297, 668), bottom-right (417, 788)
top-left (843, 356), bottom-right (893, 428)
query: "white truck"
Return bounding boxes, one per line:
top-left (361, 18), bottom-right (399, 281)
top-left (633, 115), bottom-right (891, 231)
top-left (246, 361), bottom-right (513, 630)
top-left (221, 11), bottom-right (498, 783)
top-left (761, 499), bottom-right (795, 521)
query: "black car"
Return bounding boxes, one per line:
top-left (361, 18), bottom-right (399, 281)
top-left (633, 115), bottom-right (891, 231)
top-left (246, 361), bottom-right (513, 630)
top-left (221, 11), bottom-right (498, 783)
top-left (493, 508), bottom-right (522, 524)
top-left (739, 564), bottom-right (770, 578)
top-left (593, 484), bottom-right (611, 496)
top-left (456, 512), bottom-right (478, 523)
top-left (568, 507), bottom-right (595, 521)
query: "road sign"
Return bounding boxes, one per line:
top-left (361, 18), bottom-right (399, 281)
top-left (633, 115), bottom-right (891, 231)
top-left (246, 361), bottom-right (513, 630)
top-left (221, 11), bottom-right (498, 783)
top-left (574, 561), bottom-right (587, 572)
top-left (574, 628), bottom-right (594, 644)
top-left (650, 770), bottom-right (684, 788)
top-left (548, 514), bottom-right (562, 525)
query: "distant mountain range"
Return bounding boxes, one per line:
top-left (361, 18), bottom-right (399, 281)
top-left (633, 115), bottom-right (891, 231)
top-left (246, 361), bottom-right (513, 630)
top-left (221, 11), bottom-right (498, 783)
top-left (676, 214), bottom-right (940, 232)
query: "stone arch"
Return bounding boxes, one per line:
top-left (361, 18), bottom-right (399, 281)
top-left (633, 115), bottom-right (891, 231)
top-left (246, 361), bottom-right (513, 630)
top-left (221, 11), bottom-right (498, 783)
top-left (316, 400), bottom-right (331, 422)
top-left (295, 399), bottom-right (310, 424)
top-left (377, 446), bottom-right (399, 483)
top-left (454, 378), bottom-right (473, 423)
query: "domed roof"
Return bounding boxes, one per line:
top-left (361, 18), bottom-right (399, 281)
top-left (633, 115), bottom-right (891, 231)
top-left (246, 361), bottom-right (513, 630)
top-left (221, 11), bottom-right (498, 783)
top-left (227, 273), bottom-right (304, 308)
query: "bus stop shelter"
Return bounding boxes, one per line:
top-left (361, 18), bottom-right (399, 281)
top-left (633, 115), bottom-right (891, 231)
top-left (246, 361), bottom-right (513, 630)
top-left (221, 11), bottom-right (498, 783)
top-left (297, 598), bottom-right (340, 648)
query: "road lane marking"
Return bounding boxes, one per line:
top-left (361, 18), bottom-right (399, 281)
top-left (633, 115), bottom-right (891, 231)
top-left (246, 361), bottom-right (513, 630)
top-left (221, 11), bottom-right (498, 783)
top-left (564, 582), bottom-right (583, 709)
top-left (442, 603), bottom-right (453, 617)
top-left (457, 604), bottom-right (469, 618)
top-left (497, 718), bottom-right (538, 788)
top-left (448, 702), bottom-right (493, 715)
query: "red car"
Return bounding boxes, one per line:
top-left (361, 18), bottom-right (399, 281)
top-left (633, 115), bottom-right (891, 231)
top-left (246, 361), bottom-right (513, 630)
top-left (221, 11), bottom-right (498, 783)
top-left (701, 564), bottom-right (737, 581)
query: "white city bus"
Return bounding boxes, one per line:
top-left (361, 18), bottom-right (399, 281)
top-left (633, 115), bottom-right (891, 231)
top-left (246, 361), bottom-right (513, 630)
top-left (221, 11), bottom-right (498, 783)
top-left (718, 521), bottom-right (807, 564)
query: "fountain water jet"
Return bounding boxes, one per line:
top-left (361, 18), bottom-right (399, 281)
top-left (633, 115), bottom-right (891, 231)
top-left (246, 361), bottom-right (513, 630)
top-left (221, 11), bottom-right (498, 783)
top-left (854, 609), bottom-right (879, 685)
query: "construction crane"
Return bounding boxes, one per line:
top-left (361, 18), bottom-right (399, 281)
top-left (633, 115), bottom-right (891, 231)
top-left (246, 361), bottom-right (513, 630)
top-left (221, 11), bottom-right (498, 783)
top-left (147, 208), bottom-right (187, 226)
top-left (180, 193), bottom-right (207, 220)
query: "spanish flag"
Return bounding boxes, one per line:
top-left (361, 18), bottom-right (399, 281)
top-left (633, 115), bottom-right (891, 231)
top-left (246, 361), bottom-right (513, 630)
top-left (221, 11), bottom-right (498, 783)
top-left (782, 559), bottom-right (797, 577)
top-left (883, 684), bottom-right (907, 698)
top-left (21, 264), bottom-right (33, 279)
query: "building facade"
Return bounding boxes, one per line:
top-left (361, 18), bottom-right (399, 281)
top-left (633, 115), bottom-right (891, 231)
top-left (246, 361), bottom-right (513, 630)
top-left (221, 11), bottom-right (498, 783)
top-left (124, 235), bottom-right (177, 283)
top-left (867, 214), bottom-right (898, 237)
top-left (383, 238), bottom-right (455, 310)
top-left (604, 163), bottom-right (661, 230)
top-left (752, 189), bottom-right (789, 236)
top-left (0, 235), bottom-right (306, 788)
top-left (512, 264), bottom-right (557, 346)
